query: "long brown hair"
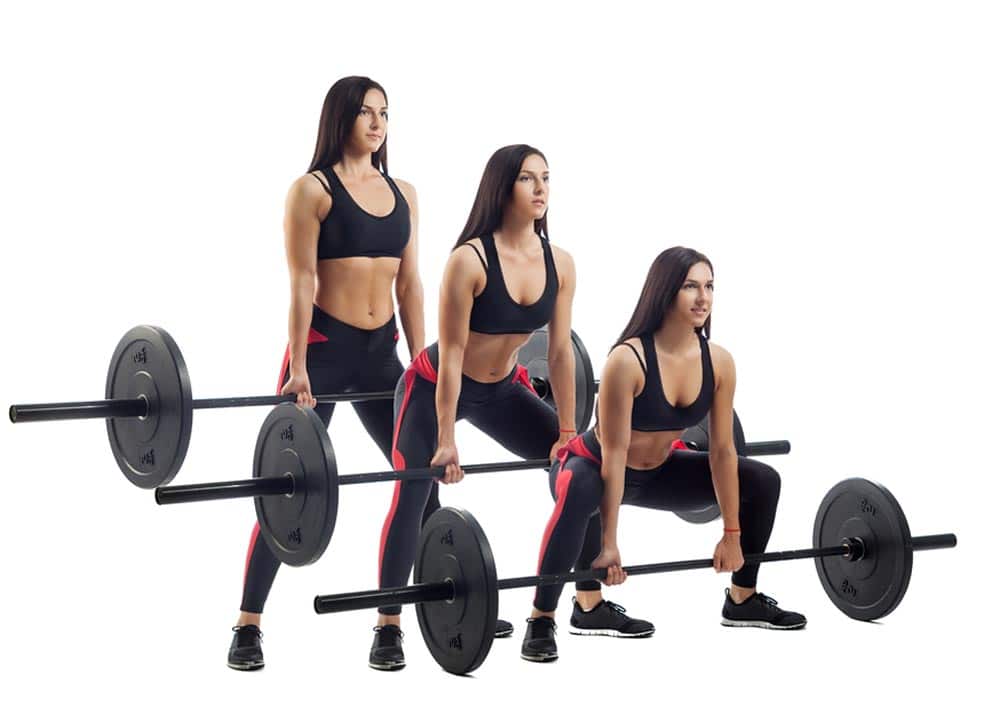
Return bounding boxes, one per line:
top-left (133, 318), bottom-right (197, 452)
top-left (307, 76), bottom-right (389, 174)
top-left (616, 247), bottom-right (715, 343)
top-left (454, 144), bottom-right (548, 248)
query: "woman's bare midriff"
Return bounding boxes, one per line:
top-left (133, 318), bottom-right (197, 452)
top-left (594, 425), bottom-right (685, 470)
top-left (460, 331), bottom-right (536, 383)
top-left (315, 256), bottom-right (401, 328)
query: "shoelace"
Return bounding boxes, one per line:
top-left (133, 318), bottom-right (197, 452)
top-left (373, 625), bottom-right (404, 643)
top-left (603, 600), bottom-right (628, 615)
top-left (525, 617), bottom-right (557, 636)
top-left (753, 593), bottom-right (780, 610)
top-left (232, 625), bottom-right (262, 642)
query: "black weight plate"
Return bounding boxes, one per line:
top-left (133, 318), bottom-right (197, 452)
top-left (415, 507), bottom-right (498, 675)
top-left (813, 478), bottom-right (913, 621)
top-left (674, 411), bottom-right (747, 524)
top-left (253, 404), bottom-right (338, 567)
top-left (105, 326), bottom-right (193, 489)
top-left (518, 327), bottom-right (596, 434)
top-left (679, 410), bottom-right (747, 456)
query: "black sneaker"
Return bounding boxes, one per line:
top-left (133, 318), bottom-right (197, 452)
top-left (520, 616), bottom-right (558, 662)
top-left (721, 589), bottom-right (807, 630)
top-left (227, 625), bottom-right (264, 671)
top-left (369, 625), bottom-right (405, 671)
top-left (568, 598), bottom-right (655, 637)
top-left (495, 618), bottom-right (514, 638)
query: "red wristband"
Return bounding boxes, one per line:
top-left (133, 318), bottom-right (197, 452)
top-left (559, 429), bottom-right (576, 434)
top-left (723, 528), bottom-right (741, 534)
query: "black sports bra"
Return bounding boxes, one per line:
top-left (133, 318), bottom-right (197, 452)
top-left (462, 233), bottom-right (558, 335)
top-left (312, 168), bottom-right (410, 260)
top-left (618, 332), bottom-right (714, 432)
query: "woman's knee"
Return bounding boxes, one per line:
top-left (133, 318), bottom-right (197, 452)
top-left (551, 460), bottom-right (603, 513)
top-left (739, 458), bottom-right (781, 505)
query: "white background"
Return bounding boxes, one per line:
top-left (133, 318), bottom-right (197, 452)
top-left (1, 1), bottom-right (996, 712)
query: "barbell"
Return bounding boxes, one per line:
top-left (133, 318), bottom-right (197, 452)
top-left (6, 326), bottom-right (596, 489)
top-left (153, 404), bottom-right (791, 566)
top-left (312, 480), bottom-right (957, 675)
top-left (9, 325), bottom-right (789, 524)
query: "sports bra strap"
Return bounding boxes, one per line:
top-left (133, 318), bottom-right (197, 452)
top-left (461, 242), bottom-right (489, 273)
top-left (615, 342), bottom-right (646, 373)
top-left (382, 173), bottom-right (405, 198)
top-left (312, 170), bottom-right (334, 198)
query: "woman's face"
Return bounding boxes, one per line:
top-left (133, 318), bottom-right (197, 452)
top-left (671, 262), bottom-right (714, 328)
top-left (349, 88), bottom-right (388, 155)
top-left (508, 153), bottom-right (549, 222)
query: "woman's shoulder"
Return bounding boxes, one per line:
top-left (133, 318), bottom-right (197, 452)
top-left (385, 175), bottom-right (415, 206)
top-left (285, 171), bottom-right (333, 215)
top-left (707, 341), bottom-right (735, 377)
top-left (546, 241), bottom-right (575, 278)
top-left (289, 170), bottom-right (332, 197)
top-left (608, 337), bottom-right (646, 371)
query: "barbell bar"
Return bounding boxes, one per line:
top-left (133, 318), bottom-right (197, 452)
top-left (311, 479), bottom-right (957, 674)
top-left (7, 326), bottom-right (598, 489)
top-left (154, 404), bottom-right (791, 566)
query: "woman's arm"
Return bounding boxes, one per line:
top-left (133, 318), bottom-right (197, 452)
top-left (707, 346), bottom-right (739, 529)
top-left (596, 345), bottom-right (642, 554)
top-left (281, 174), bottom-right (324, 405)
top-left (545, 246), bottom-right (578, 440)
top-left (707, 344), bottom-right (743, 572)
top-left (393, 180), bottom-right (425, 361)
top-left (435, 246), bottom-right (482, 468)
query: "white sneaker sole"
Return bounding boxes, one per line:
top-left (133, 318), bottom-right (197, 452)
top-left (368, 660), bottom-right (406, 671)
top-left (227, 661), bottom-right (264, 671)
top-left (720, 618), bottom-right (806, 630)
top-left (520, 652), bottom-right (559, 662)
top-left (568, 627), bottom-right (655, 638)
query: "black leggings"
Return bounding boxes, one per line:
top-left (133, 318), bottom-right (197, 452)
top-left (377, 342), bottom-right (559, 615)
top-left (533, 429), bottom-right (781, 612)
top-left (240, 306), bottom-right (411, 614)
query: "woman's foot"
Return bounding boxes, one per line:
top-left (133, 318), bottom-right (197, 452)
top-left (227, 625), bottom-right (264, 671)
top-left (369, 625), bottom-right (406, 670)
top-left (495, 618), bottom-right (514, 638)
top-left (720, 588), bottom-right (807, 630)
top-left (568, 598), bottom-right (655, 637)
top-left (521, 616), bottom-right (558, 662)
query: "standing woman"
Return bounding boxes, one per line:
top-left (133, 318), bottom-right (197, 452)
top-left (369, 145), bottom-right (577, 670)
top-left (228, 77), bottom-right (425, 671)
top-left (521, 247), bottom-right (805, 664)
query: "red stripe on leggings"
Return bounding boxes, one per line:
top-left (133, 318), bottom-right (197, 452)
top-left (307, 327), bottom-right (329, 344)
top-left (412, 348), bottom-right (437, 383)
top-left (274, 329), bottom-right (328, 393)
top-left (275, 346), bottom-right (291, 393)
top-left (571, 436), bottom-right (599, 464)
top-left (377, 482), bottom-right (403, 587)
top-left (390, 367), bottom-right (417, 471)
top-left (379, 366), bottom-right (418, 583)
top-left (243, 523), bottom-right (261, 588)
top-left (536, 452), bottom-right (577, 573)
top-left (512, 364), bottom-right (537, 394)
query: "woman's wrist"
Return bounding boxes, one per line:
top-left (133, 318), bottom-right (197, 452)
top-left (436, 431), bottom-right (456, 449)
